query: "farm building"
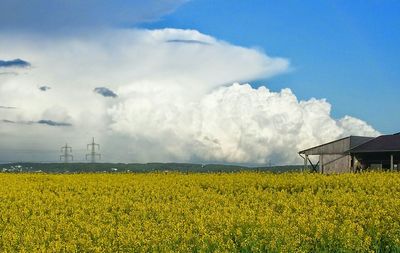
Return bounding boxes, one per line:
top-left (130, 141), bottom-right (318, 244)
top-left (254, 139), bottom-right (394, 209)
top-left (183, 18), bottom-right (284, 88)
top-left (299, 133), bottom-right (400, 174)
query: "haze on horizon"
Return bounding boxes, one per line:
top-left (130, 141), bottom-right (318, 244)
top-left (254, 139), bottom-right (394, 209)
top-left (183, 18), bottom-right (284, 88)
top-left (1, 0), bottom-right (398, 165)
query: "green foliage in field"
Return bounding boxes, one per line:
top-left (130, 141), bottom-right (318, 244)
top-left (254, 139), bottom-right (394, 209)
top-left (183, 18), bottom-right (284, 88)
top-left (0, 162), bottom-right (304, 173)
top-left (0, 172), bottom-right (399, 252)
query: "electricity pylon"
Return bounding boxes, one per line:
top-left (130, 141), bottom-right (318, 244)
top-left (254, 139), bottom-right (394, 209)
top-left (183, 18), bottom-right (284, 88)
top-left (60, 143), bottom-right (73, 163)
top-left (86, 137), bottom-right (101, 163)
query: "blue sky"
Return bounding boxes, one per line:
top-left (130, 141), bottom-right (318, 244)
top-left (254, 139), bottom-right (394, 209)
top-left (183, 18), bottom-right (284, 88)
top-left (144, 0), bottom-right (400, 134)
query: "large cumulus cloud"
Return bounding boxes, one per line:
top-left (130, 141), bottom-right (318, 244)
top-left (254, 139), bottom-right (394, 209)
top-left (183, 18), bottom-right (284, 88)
top-left (109, 83), bottom-right (378, 164)
top-left (0, 28), bottom-right (379, 164)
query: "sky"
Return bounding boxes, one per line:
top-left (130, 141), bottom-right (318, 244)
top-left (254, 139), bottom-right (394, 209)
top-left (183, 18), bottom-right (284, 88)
top-left (0, 0), bottom-right (396, 164)
top-left (144, 0), bottom-right (400, 133)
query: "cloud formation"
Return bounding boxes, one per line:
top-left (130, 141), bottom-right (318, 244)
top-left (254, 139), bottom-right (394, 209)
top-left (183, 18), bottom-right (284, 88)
top-left (0, 28), bottom-right (379, 163)
top-left (166, 39), bottom-right (211, 45)
top-left (37, 119), bottom-right (72, 127)
top-left (1, 119), bottom-right (71, 126)
top-left (94, 87), bottom-right (118, 98)
top-left (0, 106), bottom-right (16, 109)
top-left (109, 83), bottom-right (379, 164)
top-left (39, 86), bottom-right (51, 91)
top-left (0, 59), bottom-right (30, 68)
top-left (1, 119), bottom-right (15, 123)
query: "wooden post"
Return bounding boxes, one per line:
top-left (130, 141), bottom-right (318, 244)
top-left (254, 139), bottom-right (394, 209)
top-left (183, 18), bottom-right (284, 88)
top-left (391, 154), bottom-right (394, 171)
top-left (350, 154), bottom-right (354, 173)
top-left (320, 155), bottom-right (324, 174)
top-left (304, 154), bottom-right (308, 171)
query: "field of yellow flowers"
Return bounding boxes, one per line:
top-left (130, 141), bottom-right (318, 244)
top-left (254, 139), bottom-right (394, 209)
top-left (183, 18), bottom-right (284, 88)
top-left (0, 172), bottom-right (399, 252)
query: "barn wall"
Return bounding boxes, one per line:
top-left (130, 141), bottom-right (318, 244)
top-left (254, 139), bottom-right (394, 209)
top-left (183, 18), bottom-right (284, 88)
top-left (320, 154), bottom-right (351, 174)
top-left (304, 138), bottom-right (350, 155)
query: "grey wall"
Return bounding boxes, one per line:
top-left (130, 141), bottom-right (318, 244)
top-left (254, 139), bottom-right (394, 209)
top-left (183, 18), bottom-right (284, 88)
top-left (320, 154), bottom-right (351, 174)
top-left (303, 137), bottom-right (351, 156)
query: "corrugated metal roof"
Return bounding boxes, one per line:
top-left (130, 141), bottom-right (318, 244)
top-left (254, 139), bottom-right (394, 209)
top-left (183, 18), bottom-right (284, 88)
top-left (350, 135), bottom-right (400, 153)
top-left (350, 136), bottom-right (376, 148)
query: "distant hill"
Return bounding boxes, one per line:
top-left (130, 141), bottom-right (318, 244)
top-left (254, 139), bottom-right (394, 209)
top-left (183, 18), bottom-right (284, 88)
top-left (0, 162), bottom-right (305, 173)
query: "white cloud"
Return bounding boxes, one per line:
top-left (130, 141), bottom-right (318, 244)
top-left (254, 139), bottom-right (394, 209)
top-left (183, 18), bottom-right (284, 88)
top-left (0, 28), bottom-right (379, 164)
top-left (109, 83), bottom-right (379, 164)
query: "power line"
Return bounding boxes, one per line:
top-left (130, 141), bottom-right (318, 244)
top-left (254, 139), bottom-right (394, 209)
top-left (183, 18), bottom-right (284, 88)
top-left (60, 143), bottom-right (73, 163)
top-left (86, 137), bottom-right (101, 163)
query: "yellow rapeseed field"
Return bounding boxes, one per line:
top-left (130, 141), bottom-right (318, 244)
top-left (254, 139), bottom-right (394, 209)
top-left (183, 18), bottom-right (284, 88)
top-left (0, 172), bottom-right (399, 252)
